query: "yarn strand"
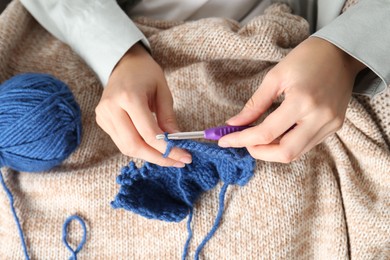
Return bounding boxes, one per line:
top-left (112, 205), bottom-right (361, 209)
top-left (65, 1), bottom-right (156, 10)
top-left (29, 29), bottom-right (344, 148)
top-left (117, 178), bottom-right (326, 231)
top-left (0, 73), bottom-right (84, 258)
top-left (176, 167), bottom-right (194, 260)
top-left (194, 183), bottom-right (229, 259)
top-left (0, 171), bottom-right (30, 260)
top-left (182, 208), bottom-right (194, 260)
top-left (62, 215), bottom-right (87, 260)
top-left (113, 133), bottom-right (254, 258)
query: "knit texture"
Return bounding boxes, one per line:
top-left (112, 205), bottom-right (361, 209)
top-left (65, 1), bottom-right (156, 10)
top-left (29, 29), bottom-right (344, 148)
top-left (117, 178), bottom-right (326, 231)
top-left (0, 72), bottom-right (82, 260)
top-left (112, 140), bottom-right (255, 222)
top-left (0, 0), bottom-right (389, 259)
top-left (0, 73), bottom-right (81, 172)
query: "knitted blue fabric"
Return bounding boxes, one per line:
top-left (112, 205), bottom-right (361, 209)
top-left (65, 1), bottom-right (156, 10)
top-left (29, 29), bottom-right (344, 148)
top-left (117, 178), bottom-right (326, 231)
top-left (112, 138), bottom-right (255, 259)
top-left (0, 73), bottom-right (83, 260)
top-left (112, 139), bottom-right (255, 222)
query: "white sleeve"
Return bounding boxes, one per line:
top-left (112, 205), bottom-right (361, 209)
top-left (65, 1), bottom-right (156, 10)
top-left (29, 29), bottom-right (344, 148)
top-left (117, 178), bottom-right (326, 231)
top-left (20, 0), bottom-right (150, 86)
top-left (312, 0), bottom-right (390, 97)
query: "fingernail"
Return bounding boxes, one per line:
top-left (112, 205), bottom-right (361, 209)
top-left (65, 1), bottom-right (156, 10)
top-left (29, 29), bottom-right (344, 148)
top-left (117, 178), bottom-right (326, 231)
top-left (218, 140), bottom-right (229, 148)
top-left (226, 115), bottom-right (238, 124)
top-left (173, 162), bottom-right (185, 168)
top-left (180, 156), bottom-right (192, 164)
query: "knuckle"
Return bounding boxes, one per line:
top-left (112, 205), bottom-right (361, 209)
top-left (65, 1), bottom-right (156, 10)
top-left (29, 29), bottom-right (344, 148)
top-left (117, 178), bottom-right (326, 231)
top-left (118, 138), bottom-right (141, 157)
top-left (321, 107), bottom-right (338, 121)
top-left (258, 130), bottom-right (275, 144)
top-left (95, 98), bottom-right (115, 115)
top-left (332, 116), bottom-right (344, 130)
top-left (144, 138), bottom-right (158, 149)
top-left (244, 96), bottom-right (257, 111)
top-left (161, 115), bottom-right (177, 126)
top-left (121, 146), bottom-right (138, 157)
top-left (95, 114), bottom-right (103, 127)
top-left (301, 94), bottom-right (318, 111)
top-left (278, 148), bottom-right (295, 163)
top-left (94, 103), bottom-right (104, 115)
top-left (143, 132), bottom-right (159, 145)
top-left (247, 148), bottom-right (258, 159)
top-left (264, 69), bottom-right (278, 82)
top-left (117, 92), bottom-right (134, 106)
top-left (106, 88), bottom-right (138, 107)
top-left (95, 108), bottom-right (108, 129)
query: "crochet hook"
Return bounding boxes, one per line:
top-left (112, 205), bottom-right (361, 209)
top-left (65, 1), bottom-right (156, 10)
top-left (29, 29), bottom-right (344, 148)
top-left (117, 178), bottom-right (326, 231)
top-left (156, 125), bottom-right (251, 141)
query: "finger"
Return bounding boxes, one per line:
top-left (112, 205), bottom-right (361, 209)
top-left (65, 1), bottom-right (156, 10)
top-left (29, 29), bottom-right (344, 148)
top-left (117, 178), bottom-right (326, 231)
top-left (226, 76), bottom-right (280, 126)
top-left (219, 100), bottom-right (300, 148)
top-left (122, 97), bottom-right (192, 164)
top-left (246, 118), bottom-right (322, 163)
top-left (109, 108), bottom-right (185, 167)
top-left (155, 81), bottom-right (180, 133)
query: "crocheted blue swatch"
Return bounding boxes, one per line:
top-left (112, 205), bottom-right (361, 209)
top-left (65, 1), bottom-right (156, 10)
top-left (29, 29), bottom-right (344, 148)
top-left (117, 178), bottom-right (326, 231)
top-left (111, 139), bottom-right (255, 222)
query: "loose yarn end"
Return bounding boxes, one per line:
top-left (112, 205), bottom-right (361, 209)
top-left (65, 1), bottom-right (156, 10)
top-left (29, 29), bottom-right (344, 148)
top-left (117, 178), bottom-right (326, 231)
top-left (113, 135), bottom-right (256, 258)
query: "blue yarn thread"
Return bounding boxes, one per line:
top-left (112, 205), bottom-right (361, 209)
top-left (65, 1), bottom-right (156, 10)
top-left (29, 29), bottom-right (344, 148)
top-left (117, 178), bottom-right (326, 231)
top-left (0, 73), bottom-right (84, 259)
top-left (182, 209), bottom-right (193, 260)
top-left (62, 215), bottom-right (87, 260)
top-left (194, 183), bottom-right (229, 259)
top-left (176, 168), bottom-right (193, 259)
top-left (0, 172), bottom-right (29, 260)
top-left (112, 133), bottom-right (256, 259)
top-left (162, 138), bottom-right (175, 158)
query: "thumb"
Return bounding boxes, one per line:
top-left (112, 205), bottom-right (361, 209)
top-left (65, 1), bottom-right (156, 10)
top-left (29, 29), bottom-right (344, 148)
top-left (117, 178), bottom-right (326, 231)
top-left (227, 77), bottom-right (279, 126)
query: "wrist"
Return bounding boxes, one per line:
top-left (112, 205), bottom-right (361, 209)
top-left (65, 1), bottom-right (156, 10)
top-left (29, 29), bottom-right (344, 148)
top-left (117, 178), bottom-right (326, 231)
top-left (114, 42), bottom-right (148, 66)
top-left (109, 43), bottom-right (150, 82)
top-left (346, 55), bottom-right (366, 76)
top-left (124, 42), bottom-right (149, 59)
top-left (310, 37), bottom-right (366, 77)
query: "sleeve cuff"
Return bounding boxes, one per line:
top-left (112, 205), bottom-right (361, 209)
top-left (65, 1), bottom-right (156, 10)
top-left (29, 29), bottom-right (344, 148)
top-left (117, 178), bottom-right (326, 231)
top-left (21, 0), bottom-right (149, 86)
top-left (64, 1), bottom-right (149, 86)
top-left (312, 0), bottom-right (390, 97)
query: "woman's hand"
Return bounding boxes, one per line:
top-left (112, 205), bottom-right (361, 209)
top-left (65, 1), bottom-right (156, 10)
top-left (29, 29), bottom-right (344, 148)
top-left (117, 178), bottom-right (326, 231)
top-left (218, 37), bottom-right (366, 163)
top-left (95, 43), bottom-right (192, 167)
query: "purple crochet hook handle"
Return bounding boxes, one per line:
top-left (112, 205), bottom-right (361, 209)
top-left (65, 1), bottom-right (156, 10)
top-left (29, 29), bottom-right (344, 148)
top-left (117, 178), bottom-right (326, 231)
top-left (204, 125), bottom-right (251, 140)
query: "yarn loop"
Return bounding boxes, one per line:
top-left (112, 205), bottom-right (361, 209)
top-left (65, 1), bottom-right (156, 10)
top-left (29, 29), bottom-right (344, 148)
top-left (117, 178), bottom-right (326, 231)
top-left (62, 215), bottom-right (87, 260)
top-left (0, 73), bottom-right (83, 259)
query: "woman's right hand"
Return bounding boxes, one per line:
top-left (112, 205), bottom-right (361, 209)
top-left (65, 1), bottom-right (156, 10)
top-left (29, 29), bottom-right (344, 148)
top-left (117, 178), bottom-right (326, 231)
top-left (95, 43), bottom-right (192, 167)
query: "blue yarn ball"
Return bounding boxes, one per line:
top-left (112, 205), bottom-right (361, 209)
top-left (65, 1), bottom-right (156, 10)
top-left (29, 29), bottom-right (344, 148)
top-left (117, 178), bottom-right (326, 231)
top-left (0, 73), bottom-right (82, 172)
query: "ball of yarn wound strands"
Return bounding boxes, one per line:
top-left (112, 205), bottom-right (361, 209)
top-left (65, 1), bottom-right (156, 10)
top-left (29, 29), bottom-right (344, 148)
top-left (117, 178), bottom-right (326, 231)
top-left (0, 73), bottom-right (82, 172)
top-left (0, 73), bottom-right (83, 260)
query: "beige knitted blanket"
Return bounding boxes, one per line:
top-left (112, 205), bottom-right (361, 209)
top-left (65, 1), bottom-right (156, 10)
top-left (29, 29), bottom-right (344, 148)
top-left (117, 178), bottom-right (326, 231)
top-left (0, 1), bottom-right (389, 259)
